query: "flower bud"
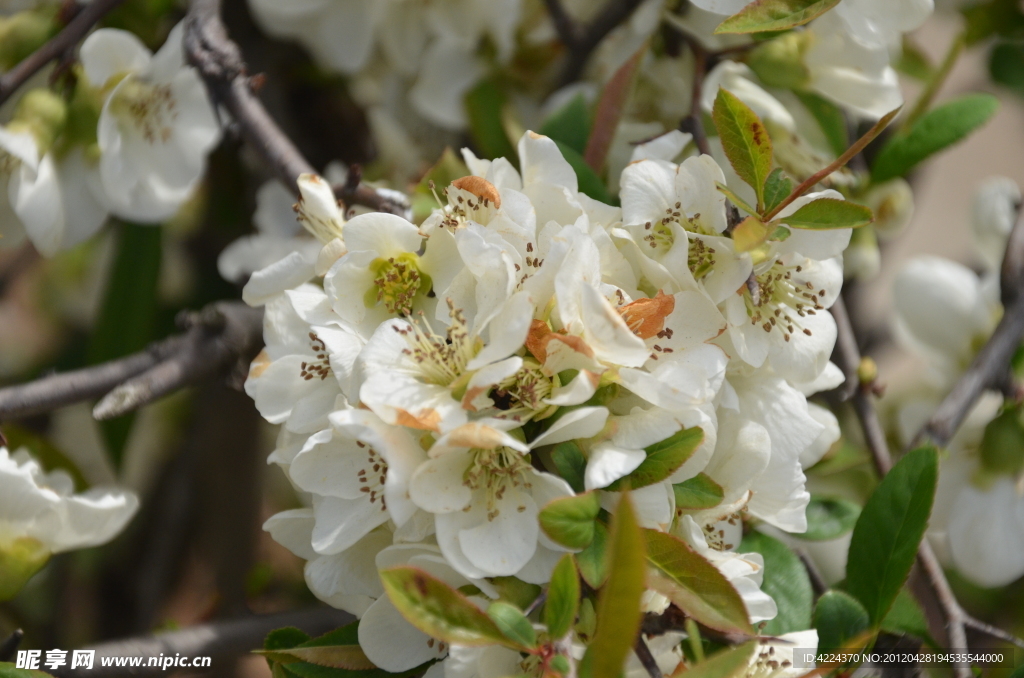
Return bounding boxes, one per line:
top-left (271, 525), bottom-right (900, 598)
top-left (843, 224), bottom-right (880, 281)
top-left (12, 88), bottom-right (68, 154)
top-left (748, 32), bottom-right (811, 90)
top-left (861, 178), bottom-right (914, 241)
top-left (0, 9), bottom-right (56, 71)
top-left (979, 406), bottom-right (1024, 477)
top-left (0, 536), bottom-right (49, 601)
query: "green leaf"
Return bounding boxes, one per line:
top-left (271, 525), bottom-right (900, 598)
top-left (380, 566), bottom-right (513, 648)
top-left (487, 601), bottom-right (537, 649)
top-left (813, 590), bottom-right (870, 654)
top-left (88, 221), bottom-right (162, 468)
top-left (606, 427), bottom-right (704, 491)
top-left (465, 79), bottom-right (516, 161)
top-left (545, 554), bottom-right (580, 639)
top-left (793, 91), bottom-right (848, 156)
top-left (715, 181), bottom-right (758, 216)
top-left (575, 521), bottom-right (609, 588)
top-left (781, 198), bottom-right (874, 230)
top-left (644, 529), bottom-right (754, 635)
top-left (261, 623), bottom-right (433, 678)
top-left (255, 647), bottom-right (374, 671)
top-left (871, 94), bottom-right (999, 183)
top-left (265, 627), bottom-right (311, 652)
top-left (715, 0), bottom-right (840, 34)
top-left (581, 495), bottom-right (646, 678)
top-left (881, 588), bottom-right (934, 646)
top-left (491, 576), bottom-right (541, 610)
top-left (740, 531), bottom-right (812, 635)
top-left (1011, 665), bottom-right (1024, 678)
top-left (799, 496), bottom-right (862, 541)
top-left (539, 491), bottom-right (601, 549)
top-left (672, 473), bottom-right (724, 510)
top-left (551, 441), bottom-right (587, 493)
top-left (540, 94), bottom-right (591, 155)
top-left (990, 42), bottom-right (1024, 95)
top-left (553, 140), bottom-right (614, 204)
top-left (846, 446), bottom-right (939, 625)
top-left (0, 663), bottom-right (54, 678)
top-left (763, 168), bottom-right (793, 214)
top-left (895, 36), bottom-right (934, 82)
top-left (712, 88), bottom-right (773, 210)
top-left (677, 641), bottom-right (759, 678)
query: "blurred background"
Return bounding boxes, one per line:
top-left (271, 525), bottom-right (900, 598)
top-left (1, 0), bottom-right (1023, 676)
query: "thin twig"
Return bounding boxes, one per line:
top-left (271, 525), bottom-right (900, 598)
top-left (0, 629), bottom-right (23, 663)
top-left (831, 297), bottom-right (970, 678)
top-left (795, 548), bottom-right (828, 599)
top-left (914, 209), bottom-right (1024, 448)
top-left (50, 608), bottom-right (353, 677)
top-left (963, 616), bottom-right (1024, 650)
top-left (634, 636), bottom-right (665, 678)
top-left (183, 0), bottom-right (405, 214)
top-left (548, 0), bottom-right (646, 87)
top-left (0, 0), bottom-right (126, 106)
top-left (900, 32), bottom-right (966, 134)
top-left (0, 302), bottom-right (262, 422)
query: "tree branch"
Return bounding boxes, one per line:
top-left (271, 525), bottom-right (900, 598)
top-left (183, 0), bottom-right (406, 214)
top-left (0, 0), bottom-right (126, 106)
top-left (634, 636), bottom-right (664, 678)
top-left (914, 208), bottom-right (1024, 448)
top-left (50, 607), bottom-right (353, 677)
top-left (0, 302), bottom-right (262, 423)
top-left (547, 0), bottom-right (646, 87)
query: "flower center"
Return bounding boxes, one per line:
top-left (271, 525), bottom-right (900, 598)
top-left (463, 447), bottom-right (533, 521)
top-left (689, 236), bottom-right (718, 281)
top-left (299, 332), bottom-right (331, 381)
top-left (355, 441), bottom-right (388, 511)
top-left (110, 78), bottom-right (177, 145)
top-left (437, 178), bottom-right (501, 231)
top-left (366, 252), bottom-right (430, 316)
top-left (396, 303), bottom-right (476, 387)
top-left (744, 259), bottom-right (824, 342)
top-left (491, 360), bottom-right (557, 422)
top-left (747, 645), bottom-right (793, 678)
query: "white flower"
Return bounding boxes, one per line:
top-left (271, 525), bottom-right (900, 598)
top-left (409, 413), bottom-right (605, 578)
top-left (892, 256), bottom-right (1000, 384)
top-left (746, 630), bottom-right (819, 678)
top-left (0, 446), bottom-right (138, 598)
top-left (80, 21), bottom-right (220, 221)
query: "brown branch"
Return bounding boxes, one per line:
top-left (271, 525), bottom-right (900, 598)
top-left (914, 209), bottom-right (1024, 449)
top-left (0, 629), bottom-right (23, 663)
top-left (183, 0), bottom-right (405, 214)
top-left (50, 607), bottom-right (353, 677)
top-left (0, 0), bottom-right (126, 106)
top-left (634, 636), bottom-right (664, 678)
top-left (795, 548), bottom-right (828, 599)
top-left (547, 0), bottom-right (646, 87)
top-left (0, 302), bottom-right (262, 423)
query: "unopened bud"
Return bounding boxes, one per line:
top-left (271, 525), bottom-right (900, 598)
top-left (861, 178), bottom-right (914, 241)
top-left (748, 32), bottom-right (811, 90)
top-left (857, 357), bottom-right (878, 386)
top-left (12, 88), bottom-right (68, 153)
top-left (843, 225), bottom-right (880, 282)
top-left (0, 9), bottom-right (56, 71)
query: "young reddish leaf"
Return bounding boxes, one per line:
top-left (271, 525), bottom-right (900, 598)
top-left (732, 216), bottom-right (772, 252)
top-left (644, 529), bottom-right (755, 636)
top-left (712, 88), bottom-right (773, 211)
top-left (380, 566), bottom-right (513, 648)
top-left (715, 0), bottom-right (841, 34)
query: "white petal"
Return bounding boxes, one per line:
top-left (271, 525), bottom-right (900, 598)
top-left (358, 598), bottom-right (446, 671)
top-left (408, 450), bottom-right (474, 514)
top-left (80, 28), bottom-right (152, 86)
top-left (263, 508), bottom-right (317, 561)
top-left (310, 494), bottom-right (389, 555)
top-left (585, 443), bottom-right (646, 490)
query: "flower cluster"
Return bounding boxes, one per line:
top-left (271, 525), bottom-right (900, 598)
top-left (248, 127), bottom-right (849, 672)
top-left (0, 21), bottom-right (219, 255)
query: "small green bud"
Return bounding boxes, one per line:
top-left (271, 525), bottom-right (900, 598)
top-left (748, 32), bottom-right (811, 90)
top-left (979, 407), bottom-right (1024, 477)
top-left (0, 9), bottom-right (57, 71)
top-left (13, 88), bottom-right (68, 153)
top-left (856, 356), bottom-right (878, 386)
top-left (861, 179), bottom-right (914, 240)
top-left (0, 536), bottom-right (50, 601)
